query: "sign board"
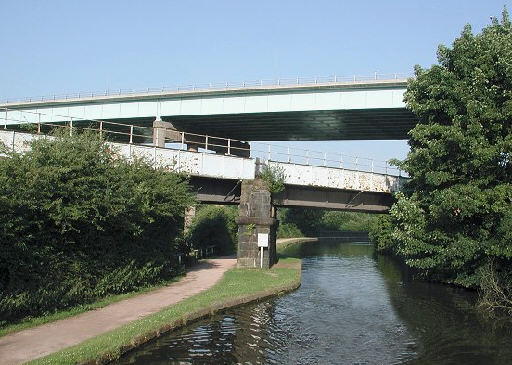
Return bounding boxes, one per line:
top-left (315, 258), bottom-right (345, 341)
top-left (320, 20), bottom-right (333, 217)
top-left (257, 233), bottom-right (269, 248)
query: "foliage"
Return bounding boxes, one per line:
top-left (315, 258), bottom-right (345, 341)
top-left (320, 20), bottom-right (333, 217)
top-left (186, 205), bottom-right (238, 254)
top-left (276, 207), bottom-right (378, 237)
top-left (0, 130), bottom-right (194, 323)
top-left (277, 222), bottom-right (304, 238)
top-left (278, 207), bottom-right (324, 235)
top-left (368, 215), bottom-right (395, 253)
top-left (0, 274), bottom-right (183, 338)
top-left (260, 164), bottom-right (286, 193)
top-left (320, 211), bottom-right (379, 232)
top-left (387, 10), bottom-right (512, 288)
top-left (477, 260), bottom-right (512, 318)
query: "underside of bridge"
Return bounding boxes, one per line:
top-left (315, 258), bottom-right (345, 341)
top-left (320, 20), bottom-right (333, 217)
top-left (77, 107), bottom-right (415, 142)
top-left (167, 108), bottom-right (416, 141)
top-left (190, 177), bottom-right (394, 212)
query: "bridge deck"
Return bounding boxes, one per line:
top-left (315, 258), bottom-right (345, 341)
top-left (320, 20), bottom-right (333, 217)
top-left (1, 79), bottom-right (415, 141)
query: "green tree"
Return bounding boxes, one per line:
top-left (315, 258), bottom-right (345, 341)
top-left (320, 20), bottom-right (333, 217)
top-left (186, 205), bottom-right (238, 254)
top-left (0, 131), bottom-right (194, 322)
top-left (386, 10), bottom-right (512, 289)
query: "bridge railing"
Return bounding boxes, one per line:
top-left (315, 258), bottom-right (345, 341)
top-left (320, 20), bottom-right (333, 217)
top-left (1, 106), bottom-right (403, 177)
top-left (0, 72), bottom-right (412, 104)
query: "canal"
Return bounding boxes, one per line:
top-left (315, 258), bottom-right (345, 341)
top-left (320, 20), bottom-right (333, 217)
top-left (116, 238), bottom-right (512, 364)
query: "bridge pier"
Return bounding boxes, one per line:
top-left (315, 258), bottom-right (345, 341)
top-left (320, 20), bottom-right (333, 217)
top-left (152, 119), bottom-right (250, 157)
top-left (236, 179), bottom-right (278, 269)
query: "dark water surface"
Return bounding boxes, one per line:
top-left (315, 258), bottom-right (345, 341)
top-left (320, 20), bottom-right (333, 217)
top-left (116, 239), bottom-right (512, 364)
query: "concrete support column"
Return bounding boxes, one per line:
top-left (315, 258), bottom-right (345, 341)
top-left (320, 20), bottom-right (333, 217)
top-left (236, 179), bottom-right (278, 269)
top-left (153, 119), bottom-right (181, 148)
top-left (152, 118), bottom-right (251, 157)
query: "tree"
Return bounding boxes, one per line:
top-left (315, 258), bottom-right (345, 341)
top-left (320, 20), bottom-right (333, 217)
top-left (386, 10), bottom-right (512, 289)
top-left (0, 130), bottom-right (194, 321)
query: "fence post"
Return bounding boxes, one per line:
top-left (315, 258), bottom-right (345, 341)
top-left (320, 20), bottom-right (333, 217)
top-left (205, 135), bottom-right (208, 150)
top-left (287, 147), bottom-right (291, 163)
top-left (129, 125), bottom-right (134, 144)
top-left (227, 138), bottom-right (231, 155)
top-left (355, 156), bottom-right (359, 170)
top-left (37, 113), bottom-right (41, 134)
top-left (4, 108), bottom-right (7, 129)
top-left (99, 121), bottom-right (103, 138)
top-left (69, 118), bottom-right (73, 136)
top-left (181, 132), bottom-right (185, 150)
top-left (267, 145), bottom-right (271, 161)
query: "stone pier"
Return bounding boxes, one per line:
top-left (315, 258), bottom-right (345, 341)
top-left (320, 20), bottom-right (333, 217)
top-left (236, 179), bottom-right (278, 269)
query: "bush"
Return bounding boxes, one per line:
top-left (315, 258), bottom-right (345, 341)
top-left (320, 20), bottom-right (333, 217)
top-left (260, 164), bottom-right (285, 193)
top-left (477, 260), bottom-right (512, 318)
top-left (277, 223), bottom-right (303, 238)
top-left (369, 215), bottom-right (395, 253)
top-left (0, 131), bottom-right (194, 323)
top-left (321, 211), bottom-right (379, 232)
top-left (186, 205), bottom-right (238, 254)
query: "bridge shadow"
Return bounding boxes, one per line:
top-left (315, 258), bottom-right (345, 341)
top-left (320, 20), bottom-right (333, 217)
top-left (187, 255), bottom-right (236, 273)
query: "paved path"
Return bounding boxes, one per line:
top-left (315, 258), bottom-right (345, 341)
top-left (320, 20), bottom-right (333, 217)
top-left (0, 257), bottom-right (237, 365)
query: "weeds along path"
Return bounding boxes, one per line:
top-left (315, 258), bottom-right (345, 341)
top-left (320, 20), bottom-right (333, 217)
top-left (0, 257), bottom-right (236, 365)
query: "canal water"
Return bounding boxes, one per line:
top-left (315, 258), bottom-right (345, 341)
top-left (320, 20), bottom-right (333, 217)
top-left (116, 238), bottom-right (512, 364)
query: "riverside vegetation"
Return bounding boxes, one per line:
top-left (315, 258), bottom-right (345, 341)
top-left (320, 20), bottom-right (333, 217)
top-left (0, 130), bottom-right (195, 327)
top-left (369, 10), bottom-right (512, 318)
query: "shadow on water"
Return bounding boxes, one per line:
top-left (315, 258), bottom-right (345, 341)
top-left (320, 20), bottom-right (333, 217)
top-left (375, 254), bottom-right (512, 365)
top-left (116, 236), bottom-right (512, 365)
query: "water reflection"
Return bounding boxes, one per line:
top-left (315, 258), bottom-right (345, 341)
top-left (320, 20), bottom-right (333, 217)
top-left (116, 238), bottom-right (512, 365)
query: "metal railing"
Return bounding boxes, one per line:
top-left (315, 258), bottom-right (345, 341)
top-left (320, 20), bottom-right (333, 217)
top-left (1, 106), bottom-right (403, 176)
top-left (0, 72), bottom-right (412, 104)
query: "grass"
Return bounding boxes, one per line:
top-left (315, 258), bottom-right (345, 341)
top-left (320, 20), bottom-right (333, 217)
top-left (0, 274), bottom-right (184, 338)
top-left (28, 257), bottom-right (301, 365)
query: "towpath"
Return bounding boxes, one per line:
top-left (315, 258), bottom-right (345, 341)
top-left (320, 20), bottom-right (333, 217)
top-left (0, 257), bottom-right (236, 365)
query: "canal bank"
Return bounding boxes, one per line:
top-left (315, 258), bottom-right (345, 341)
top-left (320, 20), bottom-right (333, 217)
top-left (22, 256), bottom-right (301, 365)
top-left (116, 238), bottom-right (512, 364)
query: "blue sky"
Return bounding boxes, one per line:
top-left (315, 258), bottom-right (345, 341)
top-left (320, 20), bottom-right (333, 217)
top-left (1, 0), bottom-right (510, 163)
